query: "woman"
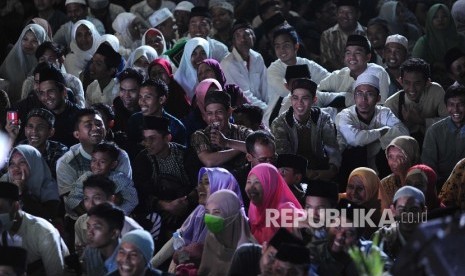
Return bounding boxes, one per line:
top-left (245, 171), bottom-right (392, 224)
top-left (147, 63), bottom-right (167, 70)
top-left (406, 164), bottom-right (441, 210)
top-left (247, 163), bottom-right (303, 244)
top-left (198, 190), bottom-right (254, 276)
top-left (174, 37), bottom-right (210, 100)
top-left (142, 28), bottom-right (167, 57)
top-left (112, 12), bottom-right (149, 59)
top-left (124, 45), bottom-right (158, 77)
top-left (1, 145), bottom-right (59, 220)
top-left (148, 58), bottom-right (190, 119)
top-left (151, 167), bottom-right (244, 268)
top-left (64, 20), bottom-right (101, 78)
top-left (439, 157), bottom-right (465, 211)
top-left (0, 24), bottom-right (48, 103)
top-left (197, 58), bottom-right (250, 108)
top-left (379, 136), bottom-right (420, 210)
top-left (412, 4), bottom-right (465, 86)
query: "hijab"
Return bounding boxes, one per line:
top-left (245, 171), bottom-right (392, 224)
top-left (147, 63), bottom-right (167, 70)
top-left (406, 164), bottom-right (440, 210)
top-left (198, 190), bottom-right (254, 276)
top-left (452, 0), bottom-right (465, 34)
top-left (174, 37), bottom-right (210, 100)
top-left (247, 163), bottom-right (303, 244)
top-left (180, 167), bottom-right (244, 245)
top-left (112, 12), bottom-right (138, 49)
top-left (124, 45), bottom-right (158, 71)
top-left (0, 24), bottom-right (48, 103)
top-left (30, 17), bottom-right (53, 40)
top-left (142, 28), bottom-right (167, 56)
top-left (347, 167), bottom-right (380, 204)
top-left (198, 58), bottom-right (227, 87)
top-left (385, 135), bottom-right (421, 170)
top-left (195, 78), bottom-right (222, 119)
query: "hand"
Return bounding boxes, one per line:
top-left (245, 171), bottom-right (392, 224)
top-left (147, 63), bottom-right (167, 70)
top-left (402, 105), bottom-right (424, 126)
top-left (210, 129), bottom-right (228, 148)
top-left (11, 169), bottom-right (26, 193)
top-left (5, 120), bottom-right (20, 141)
top-left (75, 242), bottom-right (86, 258)
top-left (161, 196), bottom-right (189, 216)
top-left (379, 126), bottom-right (390, 136)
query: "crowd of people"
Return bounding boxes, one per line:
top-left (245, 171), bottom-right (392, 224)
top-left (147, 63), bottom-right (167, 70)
top-left (0, 0), bottom-right (465, 275)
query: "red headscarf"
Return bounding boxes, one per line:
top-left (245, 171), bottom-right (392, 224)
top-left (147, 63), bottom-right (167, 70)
top-left (407, 164), bottom-right (441, 210)
top-left (149, 58), bottom-right (173, 78)
top-left (247, 163), bottom-right (303, 244)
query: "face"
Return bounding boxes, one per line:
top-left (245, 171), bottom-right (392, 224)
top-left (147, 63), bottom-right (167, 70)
top-left (449, 56), bottom-right (465, 84)
top-left (90, 53), bottom-right (112, 81)
top-left (405, 173), bottom-right (428, 194)
top-left (174, 10), bottom-right (190, 33)
top-left (38, 80), bottom-right (66, 112)
top-left (149, 64), bottom-right (171, 84)
top-left (273, 34), bottom-right (298, 65)
top-left (205, 199), bottom-right (222, 217)
top-left (21, 30), bottom-right (39, 55)
top-left (145, 32), bottom-right (165, 55)
top-left (383, 43), bottom-right (407, 69)
top-left (291, 88), bottom-right (314, 121)
top-left (75, 24), bottom-right (93, 51)
top-left (367, 24), bottom-right (388, 50)
top-left (8, 151), bottom-right (31, 182)
top-left (205, 103), bottom-right (230, 132)
top-left (91, 151), bottom-right (116, 175)
top-left (25, 116), bottom-right (53, 149)
top-left (86, 215), bottom-right (116, 248)
top-left (38, 49), bottom-right (60, 67)
top-left (66, 3), bottom-right (87, 23)
top-left (354, 84), bottom-right (379, 117)
top-left (197, 63), bottom-right (216, 82)
top-left (392, 196), bottom-right (424, 232)
top-left (327, 220), bottom-right (358, 253)
top-left (247, 143), bottom-right (276, 167)
top-left (83, 187), bottom-right (110, 211)
top-left (134, 56), bottom-right (150, 70)
top-left (337, 6), bottom-right (358, 31)
top-left (138, 86), bottom-right (165, 116)
top-left (211, 7), bottom-right (233, 31)
top-left (386, 146), bottom-right (409, 176)
top-left (119, 78), bottom-right (140, 111)
top-left (74, 114), bottom-right (106, 146)
top-left (142, 129), bottom-right (169, 156)
top-left (305, 196), bottom-right (332, 224)
top-left (245, 173), bottom-right (264, 205)
top-left (432, 7), bottom-right (449, 30)
top-left (197, 173), bottom-right (210, 205)
top-left (157, 17), bottom-right (177, 41)
top-left (401, 71), bottom-right (428, 102)
top-left (190, 46), bottom-right (208, 70)
top-left (259, 243), bottom-right (278, 275)
top-left (233, 28), bottom-right (254, 53)
top-left (34, 0), bottom-right (53, 11)
top-left (116, 242), bottom-right (147, 276)
top-left (278, 167), bottom-right (301, 186)
top-left (129, 18), bottom-right (148, 41)
top-left (317, 1), bottom-right (337, 26)
top-left (232, 112), bottom-right (255, 130)
top-left (189, 16), bottom-right (211, 38)
top-left (446, 96), bottom-right (465, 128)
top-left (344, 46), bottom-right (370, 76)
top-left (346, 175), bottom-right (367, 204)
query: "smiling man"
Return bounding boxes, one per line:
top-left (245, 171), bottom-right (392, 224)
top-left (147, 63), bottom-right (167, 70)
top-left (383, 35), bottom-right (409, 96)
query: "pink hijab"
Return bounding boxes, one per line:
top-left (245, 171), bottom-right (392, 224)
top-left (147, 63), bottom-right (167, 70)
top-left (194, 78), bottom-right (222, 119)
top-left (247, 163), bottom-right (303, 244)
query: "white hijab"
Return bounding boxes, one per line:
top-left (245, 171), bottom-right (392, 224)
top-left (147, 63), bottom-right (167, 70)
top-left (112, 12), bottom-right (137, 49)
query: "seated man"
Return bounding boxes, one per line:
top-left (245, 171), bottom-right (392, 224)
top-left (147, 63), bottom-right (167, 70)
top-left (191, 90), bottom-right (253, 178)
top-left (385, 58), bottom-right (448, 147)
top-left (383, 35), bottom-right (409, 97)
top-left (0, 182), bottom-right (69, 275)
top-left (375, 186), bottom-right (427, 261)
top-left (271, 78), bottom-right (341, 181)
top-left (444, 47), bottom-right (465, 87)
top-left (336, 73), bottom-right (408, 179)
top-left (276, 153), bottom-right (308, 205)
top-left (422, 84), bottom-right (465, 186)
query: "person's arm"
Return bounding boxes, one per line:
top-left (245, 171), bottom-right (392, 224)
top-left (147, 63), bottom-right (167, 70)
top-left (56, 154), bottom-right (78, 196)
top-left (378, 109), bottom-right (410, 148)
top-left (270, 116), bottom-right (293, 154)
top-left (378, 68), bottom-right (391, 104)
top-left (421, 125), bottom-right (440, 175)
top-left (38, 231), bottom-right (67, 276)
top-left (113, 174), bottom-right (139, 215)
top-left (197, 149), bottom-right (242, 167)
top-left (336, 110), bottom-right (387, 147)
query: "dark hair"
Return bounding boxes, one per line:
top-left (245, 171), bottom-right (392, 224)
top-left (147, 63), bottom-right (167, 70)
top-left (140, 78), bottom-right (169, 98)
top-left (92, 142), bottom-right (120, 162)
top-left (117, 68), bottom-right (144, 84)
top-left (400, 58), bottom-right (431, 80)
top-left (273, 25), bottom-right (299, 45)
top-left (367, 18), bottom-right (389, 35)
top-left (35, 41), bottom-right (64, 60)
top-left (245, 130), bottom-right (275, 154)
top-left (92, 103), bottom-right (115, 122)
top-left (83, 174), bottom-right (116, 196)
top-left (444, 84), bottom-right (465, 104)
top-left (73, 108), bottom-right (102, 130)
top-left (233, 104), bottom-right (264, 126)
top-left (33, 62), bottom-right (52, 76)
top-left (87, 202), bottom-right (125, 231)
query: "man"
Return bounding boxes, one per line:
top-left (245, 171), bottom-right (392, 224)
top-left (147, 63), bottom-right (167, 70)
top-left (108, 229), bottom-right (166, 276)
top-left (209, 1), bottom-right (235, 49)
top-left (375, 186), bottom-right (427, 261)
top-left (53, 0), bottom-right (105, 50)
top-left (148, 8), bottom-right (178, 50)
top-left (188, 6), bottom-right (229, 62)
top-left (318, 34), bottom-right (390, 107)
top-left (82, 203), bottom-right (124, 276)
top-left (422, 84), bottom-right (465, 185)
top-left (444, 47), bottom-right (465, 86)
top-left (245, 130), bottom-right (277, 168)
top-left (86, 42), bottom-right (122, 106)
top-left (133, 116), bottom-right (196, 245)
top-left (385, 58), bottom-right (448, 146)
top-left (33, 0), bottom-right (67, 34)
top-left (366, 18), bottom-right (389, 66)
top-left (131, 0), bottom-right (176, 27)
top-left (336, 73), bottom-right (408, 177)
top-left (276, 153), bottom-right (308, 205)
top-left (113, 68), bottom-right (143, 133)
top-left (87, 0), bottom-right (125, 34)
top-left (383, 34), bottom-right (409, 96)
top-left (0, 246), bottom-right (28, 276)
top-left (221, 20), bottom-right (268, 110)
top-left (174, 1), bottom-right (194, 38)
top-left (0, 182), bottom-right (69, 275)
top-left (233, 104), bottom-right (266, 131)
top-left (271, 243), bottom-right (310, 276)
top-left (271, 78), bottom-right (341, 181)
top-left (191, 90), bottom-right (252, 178)
top-left (320, 0), bottom-right (366, 71)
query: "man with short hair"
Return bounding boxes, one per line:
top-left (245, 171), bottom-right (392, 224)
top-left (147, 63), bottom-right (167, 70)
top-left (385, 58), bottom-right (448, 146)
top-left (113, 68), bottom-right (143, 133)
top-left (272, 243), bottom-right (310, 276)
top-left (245, 130), bottom-right (276, 168)
top-left (276, 153), bottom-right (308, 205)
top-left (383, 34), bottom-right (409, 96)
top-left (444, 47), bottom-right (465, 86)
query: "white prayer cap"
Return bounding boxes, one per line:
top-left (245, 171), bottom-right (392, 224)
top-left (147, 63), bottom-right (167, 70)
top-left (175, 1), bottom-right (194, 12)
top-left (353, 73), bottom-right (380, 90)
top-left (149, 8), bottom-right (173, 27)
top-left (393, 186), bottom-right (425, 205)
top-left (385, 34), bottom-right (408, 51)
top-left (209, 0), bottom-right (234, 13)
top-left (65, 0), bottom-right (86, 5)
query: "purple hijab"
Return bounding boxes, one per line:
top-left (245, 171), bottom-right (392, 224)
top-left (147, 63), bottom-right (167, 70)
top-left (179, 167), bottom-right (245, 245)
top-left (200, 59), bottom-right (227, 87)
